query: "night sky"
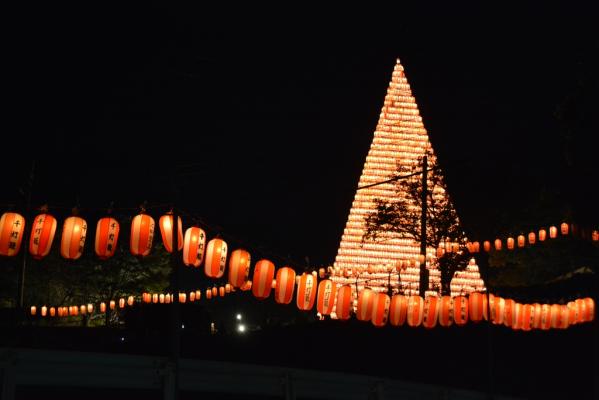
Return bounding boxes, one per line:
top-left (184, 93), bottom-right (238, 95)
top-left (4, 4), bottom-right (598, 268)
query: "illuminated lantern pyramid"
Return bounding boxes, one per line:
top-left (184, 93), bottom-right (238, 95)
top-left (332, 58), bottom-right (486, 298)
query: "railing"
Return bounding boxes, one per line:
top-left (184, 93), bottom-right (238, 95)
top-left (1, 348), bottom-right (521, 400)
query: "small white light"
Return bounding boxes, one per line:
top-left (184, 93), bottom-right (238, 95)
top-left (236, 314), bottom-right (242, 320)
top-left (120, 337), bottom-right (125, 342)
top-left (237, 324), bottom-right (246, 333)
top-left (181, 324), bottom-right (185, 329)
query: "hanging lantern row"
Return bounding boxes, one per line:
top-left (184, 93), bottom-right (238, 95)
top-left (462, 222), bottom-right (599, 255)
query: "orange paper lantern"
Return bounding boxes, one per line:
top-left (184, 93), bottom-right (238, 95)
top-left (389, 294), bottom-right (408, 326)
top-left (538, 229), bottom-right (547, 242)
top-left (60, 216), bottom-right (88, 260)
top-left (407, 296), bottom-right (424, 327)
top-left (371, 292), bottom-right (390, 328)
top-left (335, 285), bottom-right (352, 321)
top-left (182, 226), bottom-right (206, 267)
top-left (422, 296), bottom-right (439, 329)
top-left (95, 217), bottom-right (119, 260)
top-left (29, 213), bottom-right (57, 259)
top-left (252, 259), bottom-right (275, 300)
top-left (528, 231), bottom-right (536, 245)
top-left (0, 212), bottom-right (26, 257)
top-left (468, 292), bottom-right (486, 323)
top-left (275, 267), bottom-right (296, 304)
top-left (549, 226), bottom-right (557, 239)
top-left (517, 235), bottom-right (526, 248)
top-left (130, 214), bottom-right (155, 257)
top-left (438, 296), bottom-right (453, 327)
top-left (356, 288), bottom-right (375, 322)
top-left (453, 296), bottom-right (469, 326)
top-left (560, 222), bottom-right (569, 235)
top-left (296, 273), bottom-right (317, 311)
top-left (205, 238), bottom-right (228, 278)
top-left (228, 249), bottom-right (251, 288)
top-left (316, 279), bottom-right (337, 316)
top-left (159, 214), bottom-right (183, 253)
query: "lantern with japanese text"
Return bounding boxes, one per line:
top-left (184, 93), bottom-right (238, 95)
top-left (356, 288), bottom-right (374, 322)
top-left (468, 292), bottom-right (486, 323)
top-left (494, 239), bottom-right (502, 251)
top-left (507, 237), bottom-right (514, 250)
top-left (95, 217), bottom-right (119, 259)
top-left (422, 296), bottom-right (439, 329)
top-left (583, 297), bottom-right (595, 322)
top-left (29, 213), bottom-right (57, 259)
top-left (130, 214), bottom-right (155, 257)
top-left (531, 303), bottom-right (543, 329)
top-left (0, 212), bottom-right (25, 256)
top-left (183, 226), bottom-right (206, 267)
top-left (560, 222), bottom-right (569, 235)
top-left (559, 305), bottom-right (570, 329)
top-left (60, 216), bottom-right (88, 260)
top-left (549, 304), bottom-right (565, 329)
top-left (49, 307), bottom-right (56, 317)
top-left (159, 214), bottom-right (183, 253)
top-left (439, 296), bottom-right (453, 327)
top-left (275, 267), bottom-right (296, 304)
top-left (575, 299), bottom-right (587, 324)
top-left (296, 273), bottom-right (317, 311)
top-left (252, 259), bottom-right (275, 300)
top-left (371, 292), bottom-right (390, 327)
top-left (389, 294), bottom-right (408, 326)
top-left (453, 295), bottom-right (469, 326)
top-left (228, 249), bottom-right (251, 288)
top-left (316, 279), bottom-right (337, 315)
top-left (407, 295), bottom-right (424, 327)
top-left (528, 232), bottom-right (536, 245)
top-left (521, 304), bottom-right (533, 331)
top-left (538, 229), bottom-right (547, 242)
top-left (205, 238), bottom-right (228, 278)
top-left (539, 304), bottom-right (551, 330)
top-left (335, 285), bottom-right (352, 320)
top-left (517, 234), bottom-right (525, 248)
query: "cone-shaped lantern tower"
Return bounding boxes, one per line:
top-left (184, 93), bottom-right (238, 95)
top-left (333, 59), bottom-right (486, 298)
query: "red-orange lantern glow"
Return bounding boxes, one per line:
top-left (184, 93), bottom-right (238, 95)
top-left (159, 214), bottom-right (183, 253)
top-left (559, 305), bottom-right (570, 329)
top-left (521, 304), bottom-right (533, 331)
top-left (583, 298), bottom-right (595, 322)
top-left (152, 294), bottom-right (158, 304)
top-left (60, 216), bottom-right (88, 260)
top-left (371, 293), bottom-right (391, 328)
top-left (40, 306), bottom-right (47, 317)
top-left (549, 304), bottom-right (563, 329)
top-left (130, 214), bottom-right (155, 257)
top-left (538, 229), bottom-right (547, 242)
top-left (517, 235), bottom-right (526, 248)
top-left (87, 303), bottom-right (94, 314)
top-left (422, 296), bottom-right (439, 329)
top-left (318, 268), bottom-right (326, 278)
top-left (29, 213), bottom-right (57, 259)
top-left (252, 259), bottom-right (275, 300)
top-left (118, 298), bottom-right (125, 308)
top-left (228, 249), bottom-right (251, 288)
top-left (274, 267), bottom-right (296, 304)
top-left (335, 285), bottom-right (352, 321)
top-left (0, 212), bottom-right (26, 257)
top-left (531, 303), bottom-right (542, 329)
top-left (189, 291), bottom-right (195, 302)
top-left (206, 289), bottom-right (212, 300)
top-left (95, 217), bottom-right (119, 260)
top-left (560, 222), bottom-right (569, 235)
top-left (195, 290), bottom-right (202, 300)
top-left (316, 279), bottom-right (337, 315)
top-left (127, 296), bottom-right (134, 306)
top-left (109, 300), bottom-right (116, 310)
top-left (407, 296), bottom-right (424, 327)
top-left (453, 296), bottom-right (469, 326)
top-left (506, 237), bottom-right (514, 250)
top-left (503, 299), bottom-right (515, 328)
top-left (575, 299), bottom-right (587, 324)
top-left (468, 293), bottom-right (486, 323)
top-left (219, 286), bottom-right (225, 297)
top-left (492, 296), bottom-right (505, 325)
top-left (389, 295), bottom-right (408, 326)
top-left (356, 288), bottom-right (374, 322)
top-left (483, 241), bottom-right (491, 252)
top-left (205, 238), bottom-right (228, 279)
top-left (182, 226), bottom-right (206, 267)
top-left (494, 239), bottom-right (502, 251)
top-left (511, 303), bottom-right (523, 330)
top-left (142, 293), bottom-right (150, 303)
top-left (225, 283), bottom-right (231, 293)
top-left (296, 273), bottom-right (317, 311)
top-left (240, 280), bottom-right (252, 292)
top-left (438, 296), bottom-right (453, 327)
top-left (539, 304), bottom-right (551, 330)
top-left (549, 226), bottom-right (557, 239)
top-left (436, 247), bottom-right (444, 257)
top-left (79, 305), bottom-right (87, 315)
top-left (592, 230), bottom-right (599, 242)
top-left (270, 279), bottom-right (277, 289)
top-left (100, 302), bottom-right (106, 313)
top-left (528, 232), bottom-right (536, 245)
top-left (30, 306), bottom-right (37, 316)
top-left (49, 307), bottom-right (56, 317)
top-left (472, 241), bottom-right (480, 253)
top-left (211, 287), bottom-right (218, 297)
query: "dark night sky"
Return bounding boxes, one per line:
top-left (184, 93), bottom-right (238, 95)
top-left (4, 4), bottom-right (598, 267)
